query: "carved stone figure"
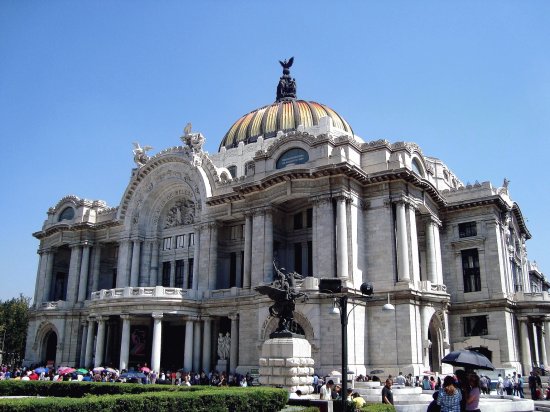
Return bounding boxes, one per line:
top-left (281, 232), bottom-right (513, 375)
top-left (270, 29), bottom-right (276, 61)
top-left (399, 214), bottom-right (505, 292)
top-left (255, 262), bottom-right (308, 337)
top-left (164, 199), bottom-right (195, 228)
top-left (132, 142), bottom-right (153, 167)
top-left (181, 122), bottom-right (205, 153)
top-left (217, 332), bottom-right (230, 360)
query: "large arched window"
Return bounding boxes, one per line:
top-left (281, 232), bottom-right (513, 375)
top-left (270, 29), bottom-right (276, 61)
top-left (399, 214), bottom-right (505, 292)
top-left (58, 207), bottom-right (75, 222)
top-left (411, 158), bottom-right (424, 177)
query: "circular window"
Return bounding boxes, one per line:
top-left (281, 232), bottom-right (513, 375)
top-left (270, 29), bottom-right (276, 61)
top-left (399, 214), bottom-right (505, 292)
top-left (58, 207), bottom-right (75, 222)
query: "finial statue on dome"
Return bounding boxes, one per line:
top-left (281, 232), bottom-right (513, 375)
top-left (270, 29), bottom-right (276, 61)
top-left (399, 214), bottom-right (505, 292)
top-left (276, 56), bottom-right (297, 102)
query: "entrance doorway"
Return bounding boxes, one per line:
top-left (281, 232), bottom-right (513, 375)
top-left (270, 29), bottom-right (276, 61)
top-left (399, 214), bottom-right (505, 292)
top-left (44, 331), bottom-right (57, 365)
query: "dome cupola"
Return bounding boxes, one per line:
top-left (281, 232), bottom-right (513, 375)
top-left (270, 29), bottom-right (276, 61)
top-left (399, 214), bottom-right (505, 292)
top-left (219, 58), bottom-right (353, 151)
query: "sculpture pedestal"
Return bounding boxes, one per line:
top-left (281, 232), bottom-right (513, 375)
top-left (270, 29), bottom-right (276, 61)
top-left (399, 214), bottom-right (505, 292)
top-left (258, 336), bottom-right (314, 395)
top-left (216, 359), bottom-right (228, 375)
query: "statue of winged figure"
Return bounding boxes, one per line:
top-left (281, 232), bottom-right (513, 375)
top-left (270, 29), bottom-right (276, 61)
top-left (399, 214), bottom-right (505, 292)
top-left (132, 142), bottom-right (153, 167)
top-left (279, 57), bottom-right (294, 70)
top-left (255, 261), bottom-right (307, 337)
top-left (181, 122), bottom-right (205, 153)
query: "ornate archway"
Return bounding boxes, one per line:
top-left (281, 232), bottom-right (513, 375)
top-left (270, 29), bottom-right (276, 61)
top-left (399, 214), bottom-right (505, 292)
top-left (43, 330), bottom-right (57, 365)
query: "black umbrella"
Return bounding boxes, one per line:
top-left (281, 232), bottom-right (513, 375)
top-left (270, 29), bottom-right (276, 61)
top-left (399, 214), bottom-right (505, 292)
top-left (369, 369), bottom-right (384, 375)
top-left (442, 350), bottom-right (495, 370)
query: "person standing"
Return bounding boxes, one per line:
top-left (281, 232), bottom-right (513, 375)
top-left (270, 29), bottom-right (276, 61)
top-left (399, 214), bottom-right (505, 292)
top-left (382, 378), bottom-right (394, 405)
top-left (319, 379), bottom-right (334, 400)
top-left (528, 372), bottom-right (537, 400)
top-left (466, 374), bottom-right (481, 412)
top-left (437, 375), bottom-right (462, 412)
top-left (497, 373), bottom-right (504, 396)
top-left (517, 374), bottom-right (525, 398)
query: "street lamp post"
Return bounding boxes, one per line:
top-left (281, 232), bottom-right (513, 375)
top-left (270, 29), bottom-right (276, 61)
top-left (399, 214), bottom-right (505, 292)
top-left (320, 280), bottom-right (373, 412)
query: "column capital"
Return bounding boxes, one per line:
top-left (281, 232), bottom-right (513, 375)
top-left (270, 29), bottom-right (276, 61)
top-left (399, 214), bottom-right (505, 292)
top-left (333, 193), bottom-right (352, 203)
top-left (185, 315), bottom-right (199, 322)
top-left (423, 214), bottom-right (442, 227)
top-left (228, 313), bottom-right (239, 321)
top-left (120, 314), bottom-right (131, 320)
top-left (152, 312), bottom-right (164, 319)
top-left (310, 195), bottom-right (332, 206)
top-left (96, 315), bottom-right (108, 323)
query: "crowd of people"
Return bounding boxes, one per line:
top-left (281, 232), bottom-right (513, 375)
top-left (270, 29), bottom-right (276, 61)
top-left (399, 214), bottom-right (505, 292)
top-left (0, 363), bottom-right (254, 388)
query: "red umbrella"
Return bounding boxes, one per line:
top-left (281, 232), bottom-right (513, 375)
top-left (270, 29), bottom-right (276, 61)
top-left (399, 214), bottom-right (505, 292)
top-left (140, 366), bottom-right (151, 373)
top-left (58, 367), bottom-right (76, 375)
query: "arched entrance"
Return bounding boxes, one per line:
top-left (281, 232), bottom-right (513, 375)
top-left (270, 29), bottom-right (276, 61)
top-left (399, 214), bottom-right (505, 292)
top-left (43, 331), bottom-right (57, 365)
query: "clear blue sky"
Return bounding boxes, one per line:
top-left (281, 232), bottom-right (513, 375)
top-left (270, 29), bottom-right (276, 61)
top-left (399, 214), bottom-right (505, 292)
top-left (1, 1), bottom-right (549, 301)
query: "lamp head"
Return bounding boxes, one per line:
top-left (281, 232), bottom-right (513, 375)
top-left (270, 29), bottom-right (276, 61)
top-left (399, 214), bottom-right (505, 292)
top-left (360, 283), bottom-right (374, 296)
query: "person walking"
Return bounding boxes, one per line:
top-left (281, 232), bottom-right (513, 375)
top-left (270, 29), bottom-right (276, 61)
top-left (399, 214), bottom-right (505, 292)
top-left (382, 378), bottom-right (394, 405)
top-left (437, 375), bottom-right (462, 412)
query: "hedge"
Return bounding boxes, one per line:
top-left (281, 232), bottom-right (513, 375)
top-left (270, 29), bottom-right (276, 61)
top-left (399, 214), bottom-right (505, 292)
top-left (0, 382), bottom-right (288, 412)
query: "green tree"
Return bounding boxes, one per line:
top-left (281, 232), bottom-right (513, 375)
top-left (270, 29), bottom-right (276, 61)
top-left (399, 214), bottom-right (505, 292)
top-left (0, 294), bottom-right (31, 366)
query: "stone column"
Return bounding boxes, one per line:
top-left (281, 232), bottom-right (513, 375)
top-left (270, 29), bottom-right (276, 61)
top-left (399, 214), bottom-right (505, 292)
top-left (408, 205), bottom-right (420, 283)
top-left (129, 240), bottom-right (141, 287)
top-left (312, 198), bottom-right (334, 278)
top-left (169, 258), bottom-right (176, 287)
top-left (539, 322), bottom-right (548, 368)
top-left (208, 223), bottom-right (218, 290)
top-left (192, 227), bottom-right (200, 290)
top-left (396, 201), bottom-right (410, 281)
top-left (77, 245), bottom-right (91, 302)
top-left (433, 221), bottom-right (443, 285)
top-left (116, 240), bottom-right (131, 288)
top-left (66, 245), bottom-right (83, 303)
top-left (425, 219), bottom-right (438, 283)
top-left (94, 316), bottom-right (107, 367)
top-left (184, 318), bottom-right (194, 371)
top-left (243, 213), bottom-right (252, 288)
top-left (140, 241), bottom-right (152, 287)
top-left (104, 321), bottom-right (113, 365)
top-left (336, 197), bottom-right (349, 279)
top-left (91, 245), bottom-right (102, 293)
top-left (119, 314), bottom-right (131, 371)
top-left (193, 321), bottom-right (201, 372)
top-left (520, 318), bottom-right (533, 375)
top-left (545, 320), bottom-right (550, 369)
top-left (150, 240), bottom-right (159, 286)
top-left (151, 313), bottom-right (163, 373)
top-left (43, 249), bottom-right (55, 302)
top-left (251, 211), bottom-right (265, 286)
top-left (229, 314), bottom-right (239, 373)
top-left (80, 322), bottom-right (88, 367)
top-left (263, 209), bottom-right (274, 282)
top-left (202, 317), bottom-right (212, 373)
top-left (85, 318), bottom-right (95, 368)
top-left (33, 252), bottom-right (45, 306)
top-left (533, 323), bottom-right (541, 366)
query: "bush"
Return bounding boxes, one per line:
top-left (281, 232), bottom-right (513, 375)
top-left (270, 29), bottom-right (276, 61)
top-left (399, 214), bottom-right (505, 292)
top-left (359, 404), bottom-right (396, 412)
top-left (0, 382), bottom-right (288, 412)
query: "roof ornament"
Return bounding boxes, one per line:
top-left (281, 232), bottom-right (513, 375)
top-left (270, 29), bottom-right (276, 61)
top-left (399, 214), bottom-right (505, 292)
top-left (132, 142), bottom-right (153, 167)
top-left (181, 122), bottom-right (205, 153)
top-left (276, 57), bottom-right (297, 102)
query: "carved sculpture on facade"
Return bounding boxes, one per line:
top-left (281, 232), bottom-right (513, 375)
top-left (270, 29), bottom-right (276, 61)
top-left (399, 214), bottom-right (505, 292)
top-left (181, 122), bottom-right (205, 153)
top-left (164, 199), bottom-right (195, 228)
top-left (255, 262), bottom-right (308, 337)
top-left (276, 57), bottom-right (297, 101)
top-left (217, 332), bottom-right (231, 360)
top-left (132, 142), bottom-right (154, 167)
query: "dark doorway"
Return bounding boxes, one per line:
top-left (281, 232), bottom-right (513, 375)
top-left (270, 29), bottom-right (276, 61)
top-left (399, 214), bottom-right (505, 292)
top-left (45, 331), bottom-right (57, 365)
top-left (162, 324), bottom-right (185, 371)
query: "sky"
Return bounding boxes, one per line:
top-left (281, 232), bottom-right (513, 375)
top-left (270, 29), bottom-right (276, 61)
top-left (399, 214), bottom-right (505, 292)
top-left (1, 1), bottom-right (549, 301)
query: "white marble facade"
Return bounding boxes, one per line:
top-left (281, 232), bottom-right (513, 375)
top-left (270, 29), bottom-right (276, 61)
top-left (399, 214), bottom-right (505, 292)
top-left (25, 93), bottom-right (549, 379)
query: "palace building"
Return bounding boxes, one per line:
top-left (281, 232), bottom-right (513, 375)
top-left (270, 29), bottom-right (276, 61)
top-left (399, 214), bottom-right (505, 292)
top-left (25, 61), bottom-right (549, 378)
